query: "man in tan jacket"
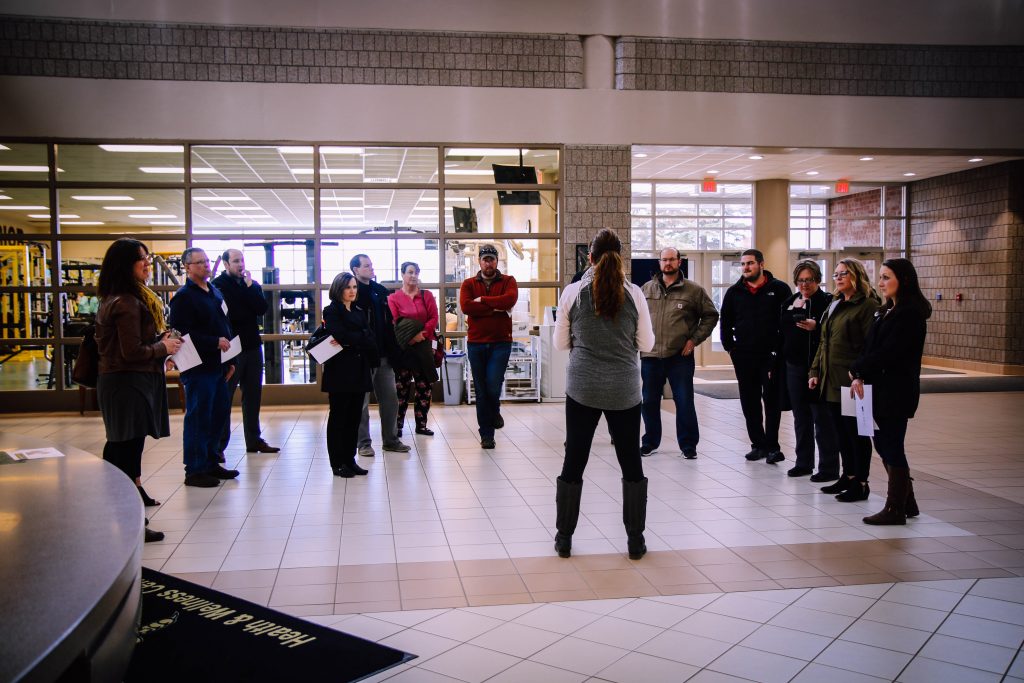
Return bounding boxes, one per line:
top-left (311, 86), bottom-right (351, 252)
top-left (640, 248), bottom-right (719, 459)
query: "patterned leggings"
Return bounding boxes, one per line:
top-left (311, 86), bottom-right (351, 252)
top-left (395, 368), bottom-right (432, 431)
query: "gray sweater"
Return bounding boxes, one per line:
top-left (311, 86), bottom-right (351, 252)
top-left (555, 269), bottom-right (655, 411)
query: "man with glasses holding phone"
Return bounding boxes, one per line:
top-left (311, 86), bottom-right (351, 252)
top-left (720, 249), bottom-right (792, 465)
top-left (169, 247), bottom-right (238, 488)
top-left (640, 247), bottom-right (718, 459)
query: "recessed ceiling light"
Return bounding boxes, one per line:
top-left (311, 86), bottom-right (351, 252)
top-left (968, 157), bottom-right (983, 163)
top-left (0, 205), bottom-right (48, 210)
top-left (706, 170), bottom-right (720, 174)
top-left (103, 206), bottom-right (160, 211)
top-left (31, 213), bottom-right (78, 218)
top-left (634, 153), bottom-right (648, 158)
top-left (806, 171), bottom-right (819, 176)
top-left (0, 195), bottom-right (11, 200)
top-left (129, 214), bottom-right (176, 218)
top-left (748, 155), bottom-right (763, 160)
top-left (139, 167), bottom-right (218, 174)
top-left (859, 157), bottom-right (874, 161)
top-left (100, 144), bottom-right (184, 153)
top-left (193, 196), bottom-right (254, 203)
top-left (72, 195), bottom-right (134, 201)
top-left (903, 172), bottom-right (916, 177)
top-left (445, 170), bottom-right (495, 176)
top-left (61, 221), bottom-right (105, 225)
top-left (148, 221), bottom-right (185, 226)
top-left (0, 165), bottom-right (49, 172)
top-left (278, 146), bottom-right (365, 155)
top-left (0, 145), bottom-right (9, 151)
top-left (447, 148), bottom-right (526, 156)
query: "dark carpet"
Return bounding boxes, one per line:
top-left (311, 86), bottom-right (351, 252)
top-left (127, 568), bottom-right (413, 682)
top-left (694, 374), bottom-right (1024, 400)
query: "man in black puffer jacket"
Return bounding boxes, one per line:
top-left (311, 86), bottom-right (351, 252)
top-left (720, 249), bottom-right (792, 464)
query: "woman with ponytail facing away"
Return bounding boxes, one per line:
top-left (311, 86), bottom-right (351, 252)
top-left (553, 229), bottom-right (655, 559)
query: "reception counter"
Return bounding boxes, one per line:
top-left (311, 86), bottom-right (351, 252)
top-left (0, 432), bottom-right (143, 683)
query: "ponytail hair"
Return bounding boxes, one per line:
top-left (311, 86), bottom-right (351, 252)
top-left (589, 229), bottom-right (625, 320)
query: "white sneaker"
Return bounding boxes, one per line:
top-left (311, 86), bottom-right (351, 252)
top-left (357, 445), bottom-right (375, 457)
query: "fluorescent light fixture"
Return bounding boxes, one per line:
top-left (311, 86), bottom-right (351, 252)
top-left (903, 172), bottom-right (916, 177)
top-left (149, 221), bottom-right (185, 226)
top-left (444, 170), bottom-right (496, 176)
top-left (968, 157), bottom-right (984, 162)
top-left (706, 170), bottom-right (720, 174)
top-left (364, 205), bottom-right (390, 209)
top-left (633, 153), bottom-right (648, 158)
top-left (30, 213), bottom-right (79, 218)
top-left (321, 207), bottom-right (364, 212)
top-left (0, 145), bottom-right (9, 150)
top-left (100, 144), bottom-right (184, 153)
top-left (138, 166), bottom-right (218, 174)
top-left (748, 155), bottom-right (764, 160)
top-left (320, 197), bottom-right (363, 203)
top-left (447, 148), bottom-right (526, 157)
top-left (319, 169), bottom-right (364, 175)
top-left (859, 157), bottom-right (874, 161)
top-left (0, 165), bottom-right (49, 172)
top-left (61, 221), bottom-right (105, 225)
top-left (103, 206), bottom-right (160, 211)
top-left (806, 171), bottom-right (820, 176)
top-left (210, 207), bottom-right (268, 213)
top-left (129, 214), bottom-right (176, 218)
top-left (71, 195), bottom-right (134, 201)
top-left (0, 205), bottom-right (48, 210)
top-left (278, 146), bottom-right (365, 155)
top-left (193, 196), bottom-right (254, 203)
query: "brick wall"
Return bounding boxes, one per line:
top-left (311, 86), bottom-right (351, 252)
top-left (562, 145), bottom-right (631, 283)
top-left (0, 15), bottom-right (584, 88)
top-left (909, 160), bottom-right (1024, 366)
top-left (827, 186), bottom-right (905, 252)
top-left (615, 37), bottom-right (1024, 97)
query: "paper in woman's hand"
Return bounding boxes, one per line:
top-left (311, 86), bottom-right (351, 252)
top-left (307, 336), bottom-right (342, 364)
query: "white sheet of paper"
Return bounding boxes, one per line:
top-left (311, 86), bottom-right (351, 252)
top-left (221, 335), bottom-right (242, 362)
top-left (170, 333), bottom-right (202, 372)
top-left (840, 385), bottom-right (856, 417)
top-left (308, 337), bottom-right (342, 364)
top-left (12, 447), bottom-right (65, 460)
top-left (855, 384), bottom-right (874, 437)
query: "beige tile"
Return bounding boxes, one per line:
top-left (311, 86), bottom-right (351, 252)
top-left (335, 580), bottom-right (400, 603)
top-left (756, 559), bottom-right (828, 579)
top-left (466, 593), bottom-right (534, 606)
top-left (212, 568), bottom-right (278, 589)
top-left (460, 574), bottom-right (528, 596)
top-left (275, 565), bottom-right (338, 586)
top-left (636, 565), bottom-right (711, 586)
top-left (399, 577), bottom-right (465, 600)
top-left (337, 562), bottom-right (397, 582)
top-left (333, 600), bottom-right (402, 614)
top-left (698, 563), bottom-right (769, 583)
top-left (401, 595), bottom-right (469, 610)
top-left (529, 588), bottom-right (599, 602)
top-left (512, 556), bottom-right (577, 574)
top-left (569, 554), bottom-right (635, 571)
top-left (455, 558), bottom-right (517, 576)
top-left (397, 560), bottom-right (459, 580)
top-left (521, 571), bottom-right (590, 593)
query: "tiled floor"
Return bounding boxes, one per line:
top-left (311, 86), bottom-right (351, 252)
top-left (3, 387), bottom-right (1023, 681)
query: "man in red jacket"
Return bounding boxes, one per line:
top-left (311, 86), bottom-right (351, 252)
top-left (459, 245), bottom-right (518, 449)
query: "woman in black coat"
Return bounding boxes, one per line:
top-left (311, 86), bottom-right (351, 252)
top-left (849, 258), bottom-right (930, 525)
top-left (321, 272), bottom-right (378, 478)
top-left (778, 260), bottom-right (839, 481)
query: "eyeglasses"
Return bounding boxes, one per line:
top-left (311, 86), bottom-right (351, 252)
top-left (137, 255), bottom-right (153, 264)
top-left (795, 278), bottom-right (817, 284)
top-left (187, 258), bottom-right (210, 266)
top-left (832, 271), bottom-right (850, 280)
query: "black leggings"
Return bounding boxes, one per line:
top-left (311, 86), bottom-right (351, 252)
top-left (560, 396), bottom-right (644, 484)
top-left (103, 436), bottom-right (146, 480)
top-left (825, 401), bottom-right (873, 483)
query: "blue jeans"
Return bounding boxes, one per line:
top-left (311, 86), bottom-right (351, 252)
top-left (467, 341), bottom-right (512, 439)
top-left (641, 354), bottom-right (698, 451)
top-left (181, 367), bottom-right (232, 476)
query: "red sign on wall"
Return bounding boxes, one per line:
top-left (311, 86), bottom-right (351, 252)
top-left (701, 178), bottom-right (718, 193)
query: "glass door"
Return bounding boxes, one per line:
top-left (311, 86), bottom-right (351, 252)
top-left (836, 249), bottom-right (883, 288)
top-left (700, 252), bottom-right (740, 365)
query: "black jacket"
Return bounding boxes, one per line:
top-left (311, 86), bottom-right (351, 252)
top-left (719, 271), bottom-right (792, 358)
top-left (778, 288), bottom-right (833, 368)
top-left (356, 280), bottom-right (401, 362)
top-left (320, 302), bottom-right (378, 394)
top-left (212, 272), bottom-right (268, 351)
top-left (168, 279), bottom-right (234, 373)
top-left (849, 304), bottom-right (928, 419)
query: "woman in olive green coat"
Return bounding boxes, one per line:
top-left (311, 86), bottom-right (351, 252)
top-left (808, 258), bottom-right (880, 502)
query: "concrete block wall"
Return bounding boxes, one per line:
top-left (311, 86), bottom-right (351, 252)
top-left (562, 145), bottom-right (632, 283)
top-left (909, 160), bottom-right (1024, 366)
top-left (615, 37), bottom-right (1024, 97)
top-left (0, 15), bottom-right (584, 88)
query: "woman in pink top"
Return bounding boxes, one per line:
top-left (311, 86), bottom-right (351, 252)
top-left (389, 261), bottom-right (439, 436)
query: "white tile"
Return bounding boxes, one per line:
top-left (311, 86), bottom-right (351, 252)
top-left (792, 663), bottom-right (891, 683)
top-left (333, 615), bottom-right (406, 641)
top-left (937, 613), bottom-right (1024, 649)
top-left (378, 629), bottom-right (461, 661)
top-left (530, 636), bottom-right (629, 676)
top-left (636, 630), bottom-right (733, 668)
top-left (608, 598), bottom-right (694, 628)
top-left (368, 609), bottom-right (450, 628)
top-left (860, 600), bottom-right (947, 631)
top-left (838, 619), bottom-right (932, 654)
top-left (814, 640), bottom-right (913, 680)
top-left (418, 643), bottom-right (520, 683)
top-left (704, 593), bottom-right (787, 622)
top-left (707, 646), bottom-right (807, 683)
top-left (671, 611), bottom-right (761, 644)
top-left (792, 589), bottom-right (876, 617)
top-left (969, 577), bottom-right (1024, 604)
top-left (882, 583), bottom-right (964, 611)
top-left (413, 610), bottom-right (504, 641)
top-left (596, 651), bottom-right (699, 683)
top-left (484, 660), bottom-right (587, 683)
top-left (917, 634), bottom-right (1018, 674)
top-left (897, 657), bottom-right (1002, 683)
top-left (513, 604), bottom-right (603, 635)
top-left (384, 668), bottom-right (465, 683)
top-left (469, 622), bottom-right (563, 658)
top-left (571, 615), bottom-right (663, 650)
top-left (955, 595), bottom-right (1024, 626)
top-left (742, 624), bottom-right (832, 660)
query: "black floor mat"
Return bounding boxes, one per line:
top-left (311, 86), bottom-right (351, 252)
top-left (126, 568), bottom-right (414, 682)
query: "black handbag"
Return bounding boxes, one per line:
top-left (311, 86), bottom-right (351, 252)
top-left (303, 323), bottom-right (331, 355)
top-left (72, 325), bottom-right (99, 388)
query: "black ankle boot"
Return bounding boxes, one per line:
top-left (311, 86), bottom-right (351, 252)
top-left (554, 477), bottom-right (583, 558)
top-left (138, 485), bottom-right (160, 507)
top-left (836, 481), bottom-right (870, 502)
top-left (622, 478), bottom-right (648, 560)
top-left (821, 476), bottom-right (853, 494)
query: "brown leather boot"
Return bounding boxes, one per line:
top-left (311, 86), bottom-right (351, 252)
top-left (864, 466), bottom-right (909, 525)
top-left (905, 474), bottom-right (919, 518)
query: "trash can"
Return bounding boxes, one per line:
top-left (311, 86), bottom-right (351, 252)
top-left (442, 352), bottom-right (466, 406)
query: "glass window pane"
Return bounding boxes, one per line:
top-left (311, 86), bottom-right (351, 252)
top-left (444, 238), bottom-right (558, 286)
top-left (322, 146), bottom-right (439, 184)
top-left (59, 144), bottom-right (186, 183)
top-left (658, 183), bottom-right (701, 197)
top-left (809, 230), bottom-right (827, 249)
top-left (656, 202), bottom-right (697, 216)
top-left (656, 217), bottom-right (698, 229)
top-left (443, 147), bottom-right (558, 185)
top-left (631, 217), bottom-right (652, 229)
top-left (723, 203), bottom-right (751, 217)
top-left (698, 218), bottom-right (722, 230)
top-left (60, 239), bottom-right (186, 286)
top-left (0, 143), bottom-right (49, 181)
top-left (718, 184), bottom-right (753, 198)
top-left (723, 230), bottom-right (751, 250)
top-left (790, 230), bottom-right (809, 249)
top-left (699, 230), bottom-right (723, 249)
top-left (656, 229), bottom-right (696, 252)
top-left (319, 239), bottom-right (440, 285)
top-left (789, 218), bottom-right (808, 230)
top-left (0, 292), bottom-right (50, 344)
top-left (810, 204), bottom-right (827, 217)
top-left (0, 237), bottom-right (51, 286)
top-left (0, 188), bottom-right (51, 234)
top-left (192, 189), bottom-right (312, 235)
top-left (191, 145), bottom-right (310, 183)
top-left (0, 342), bottom-right (58, 390)
top-left (442, 190), bottom-right (557, 234)
top-left (698, 204), bottom-right (722, 217)
top-left (711, 259), bottom-right (742, 285)
top-left (631, 183), bottom-right (652, 216)
top-left (58, 189), bottom-right (185, 235)
top-left (321, 189), bottom-right (439, 235)
top-left (809, 217), bottom-right (827, 230)
top-left (263, 337), bottom-right (317, 386)
top-left (724, 217), bottom-right (752, 230)
top-left (631, 229), bottom-right (653, 253)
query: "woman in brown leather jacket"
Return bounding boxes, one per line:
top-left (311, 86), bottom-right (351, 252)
top-left (95, 239), bottom-right (182, 542)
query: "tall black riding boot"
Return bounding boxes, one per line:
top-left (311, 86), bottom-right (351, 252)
top-left (864, 466), bottom-right (909, 525)
top-left (554, 477), bottom-right (583, 558)
top-left (622, 478), bottom-right (648, 560)
top-left (905, 473), bottom-right (919, 518)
